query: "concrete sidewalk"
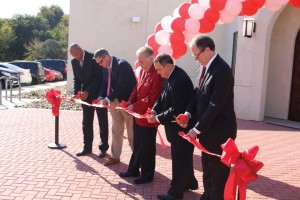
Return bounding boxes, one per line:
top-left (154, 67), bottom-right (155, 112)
top-left (0, 108), bottom-right (299, 200)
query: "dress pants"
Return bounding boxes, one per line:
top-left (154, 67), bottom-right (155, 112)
top-left (167, 135), bottom-right (198, 198)
top-left (201, 152), bottom-right (230, 200)
top-left (109, 99), bottom-right (134, 159)
top-left (82, 104), bottom-right (108, 151)
top-left (127, 121), bottom-right (157, 180)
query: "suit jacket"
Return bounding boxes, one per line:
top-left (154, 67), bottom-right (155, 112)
top-left (129, 65), bottom-right (162, 127)
top-left (71, 50), bottom-right (103, 103)
top-left (100, 56), bottom-right (136, 102)
top-left (187, 54), bottom-right (237, 154)
top-left (152, 66), bottom-right (194, 143)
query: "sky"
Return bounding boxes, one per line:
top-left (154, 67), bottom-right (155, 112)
top-left (0, 0), bottom-right (70, 19)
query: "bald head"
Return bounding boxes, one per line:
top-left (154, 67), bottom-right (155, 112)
top-left (69, 43), bottom-right (83, 61)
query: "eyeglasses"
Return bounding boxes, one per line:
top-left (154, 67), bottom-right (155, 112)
top-left (97, 55), bottom-right (106, 65)
top-left (192, 50), bottom-right (205, 59)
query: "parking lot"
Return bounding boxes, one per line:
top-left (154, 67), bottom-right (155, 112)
top-left (0, 80), bottom-right (67, 109)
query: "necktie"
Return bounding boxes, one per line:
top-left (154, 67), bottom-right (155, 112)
top-left (107, 67), bottom-right (111, 96)
top-left (198, 66), bottom-right (206, 87)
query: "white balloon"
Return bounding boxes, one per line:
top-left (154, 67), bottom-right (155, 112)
top-left (219, 10), bottom-right (235, 23)
top-left (273, 0), bottom-right (289, 6)
top-left (185, 18), bottom-right (200, 33)
top-left (173, 7), bottom-right (181, 18)
top-left (161, 16), bottom-right (174, 33)
top-left (224, 0), bottom-right (242, 16)
top-left (184, 30), bottom-right (199, 43)
top-left (265, 0), bottom-right (283, 12)
top-left (155, 30), bottom-right (170, 45)
top-left (158, 45), bottom-right (173, 55)
top-left (188, 3), bottom-right (205, 20)
top-left (197, 0), bottom-right (210, 9)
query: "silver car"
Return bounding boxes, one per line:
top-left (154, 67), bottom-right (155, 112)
top-left (0, 63), bottom-right (32, 85)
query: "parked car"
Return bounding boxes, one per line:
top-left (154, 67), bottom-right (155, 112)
top-left (53, 70), bottom-right (64, 81)
top-left (9, 61), bottom-right (46, 84)
top-left (0, 66), bottom-right (19, 89)
top-left (36, 59), bottom-right (67, 79)
top-left (0, 63), bottom-right (32, 85)
top-left (43, 68), bottom-right (56, 82)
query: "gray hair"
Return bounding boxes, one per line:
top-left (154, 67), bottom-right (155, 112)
top-left (136, 46), bottom-right (154, 58)
top-left (189, 35), bottom-right (215, 51)
top-left (93, 48), bottom-right (109, 59)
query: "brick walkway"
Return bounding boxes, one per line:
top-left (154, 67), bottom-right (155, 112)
top-left (0, 108), bottom-right (299, 200)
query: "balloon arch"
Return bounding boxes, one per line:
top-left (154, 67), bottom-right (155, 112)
top-left (146, 0), bottom-right (300, 60)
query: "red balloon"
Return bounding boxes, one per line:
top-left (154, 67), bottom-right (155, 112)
top-left (172, 42), bottom-right (187, 59)
top-left (178, 2), bottom-right (191, 19)
top-left (190, 0), bottom-right (198, 4)
top-left (249, 0), bottom-right (265, 9)
top-left (204, 8), bottom-right (220, 24)
top-left (289, 0), bottom-right (300, 8)
top-left (170, 32), bottom-right (185, 46)
top-left (239, 0), bottom-right (259, 16)
top-left (210, 0), bottom-right (227, 11)
top-left (147, 34), bottom-right (160, 51)
top-left (171, 17), bottom-right (186, 33)
top-left (155, 22), bottom-right (163, 33)
top-left (199, 18), bottom-right (215, 34)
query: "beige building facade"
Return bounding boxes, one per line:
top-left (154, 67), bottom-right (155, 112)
top-left (67, 1), bottom-right (300, 123)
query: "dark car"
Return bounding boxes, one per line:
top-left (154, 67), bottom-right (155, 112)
top-left (0, 66), bottom-right (19, 89)
top-left (9, 61), bottom-right (46, 84)
top-left (36, 59), bottom-right (67, 79)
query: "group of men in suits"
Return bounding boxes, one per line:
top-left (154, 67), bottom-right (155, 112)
top-left (69, 34), bottom-right (237, 200)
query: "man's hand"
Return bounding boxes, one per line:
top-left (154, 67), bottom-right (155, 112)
top-left (81, 91), bottom-right (89, 101)
top-left (70, 96), bottom-right (76, 102)
top-left (126, 104), bottom-right (134, 111)
top-left (176, 114), bottom-right (189, 128)
top-left (100, 99), bottom-right (109, 105)
top-left (185, 129), bottom-right (198, 139)
top-left (147, 114), bottom-right (157, 123)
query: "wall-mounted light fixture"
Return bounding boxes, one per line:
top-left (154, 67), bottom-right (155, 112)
top-left (243, 18), bottom-right (256, 38)
top-left (132, 16), bottom-right (141, 23)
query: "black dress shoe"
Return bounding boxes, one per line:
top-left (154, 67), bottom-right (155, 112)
top-left (184, 184), bottom-right (198, 191)
top-left (76, 150), bottom-right (92, 157)
top-left (119, 171), bottom-right (140, 178)
top-left (98, 151), bottom-right (107, 158)
top-left (157, 194), bottom-right (183, 200)
top-left (133, 177), bottom-right (152, 184)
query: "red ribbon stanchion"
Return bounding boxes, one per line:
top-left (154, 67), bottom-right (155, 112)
top-left (178, 131), bottom-right (264, 200)
top-left (45, 89), bottom-right (66, 149)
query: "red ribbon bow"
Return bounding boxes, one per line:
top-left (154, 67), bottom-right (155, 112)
top-left (120, 100), bottom-right (129, 108)
top-left (220, 139), bottom-right (264, 200)
top-left (45, 89), bottom-right (62, 116)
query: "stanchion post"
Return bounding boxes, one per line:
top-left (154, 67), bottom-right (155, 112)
top-left (48, 115), bottom-right (66, 149)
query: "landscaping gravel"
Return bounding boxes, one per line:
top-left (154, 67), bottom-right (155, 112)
top-left (14, 85), bottom-right (83, 111)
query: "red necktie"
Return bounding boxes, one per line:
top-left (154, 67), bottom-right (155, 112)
top-left (198, 66), bottom-right (206, 87)
top-left (107, 67), bottom-right (111, 96)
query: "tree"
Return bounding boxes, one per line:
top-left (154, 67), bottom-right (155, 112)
top-left (37, 5), bottom-right (64, 29)
top-left (0, 19), bottom-right (16, 61)
top-left (25, 39), bottom-right (66, 60)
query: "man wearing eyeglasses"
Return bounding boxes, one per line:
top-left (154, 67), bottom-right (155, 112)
top-left (94, 48), bottom-right (137, 166)
top-left (69, 44), bottom-right (109, 158)
top-left (178, 35), bottom-right (237, 200)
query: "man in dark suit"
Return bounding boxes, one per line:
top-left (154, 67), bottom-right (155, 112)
top-left (94, 48), bottom-right (137, 166)
top-left (147, 53), bottom-right (198, 200)
top-left (119, 46), bottom-right (162, 184)
top-left (179, 35), bottom-right (237, 200)
top-left (69, 44), bottom-right (109, 158)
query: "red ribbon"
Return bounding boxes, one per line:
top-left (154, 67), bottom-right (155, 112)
top-left (45, 89), bottom-right (62, 116)
top-left (220, 139), bottom-right (264, 200)
top-left (178, 132), bottom-right (264, 200)
top-left (119, 100), bottom-right (129, 108)
top-left (176, 114), bottom-right (188, 125)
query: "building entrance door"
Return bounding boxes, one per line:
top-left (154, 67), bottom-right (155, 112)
top-left (289, 29), bottom-right (300, 122)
